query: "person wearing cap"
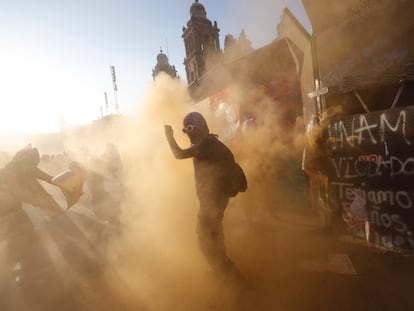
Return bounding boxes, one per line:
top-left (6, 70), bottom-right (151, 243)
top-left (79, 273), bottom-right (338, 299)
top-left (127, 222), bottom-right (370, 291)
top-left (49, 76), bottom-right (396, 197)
top-left (164, 112), bottom-right (241, 282)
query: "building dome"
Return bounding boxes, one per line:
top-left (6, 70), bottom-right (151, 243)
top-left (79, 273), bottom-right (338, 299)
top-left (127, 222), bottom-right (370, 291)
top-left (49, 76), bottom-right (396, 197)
top-left (190, 0), bottom-right (207, 19)
top-left (152, 48), bottom-right (178, 80)
top-left (156, 49), bottom-right (169, 66)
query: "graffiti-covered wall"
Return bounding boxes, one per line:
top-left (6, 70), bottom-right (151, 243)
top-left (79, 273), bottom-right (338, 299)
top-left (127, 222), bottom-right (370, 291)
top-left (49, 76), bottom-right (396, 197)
top-left (326, 106), bottom-right (414, 251)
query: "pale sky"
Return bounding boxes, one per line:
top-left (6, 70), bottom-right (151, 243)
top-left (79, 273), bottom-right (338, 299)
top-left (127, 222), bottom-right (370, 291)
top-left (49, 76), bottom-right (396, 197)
top-left (0, 0), bottom-right (310, 134)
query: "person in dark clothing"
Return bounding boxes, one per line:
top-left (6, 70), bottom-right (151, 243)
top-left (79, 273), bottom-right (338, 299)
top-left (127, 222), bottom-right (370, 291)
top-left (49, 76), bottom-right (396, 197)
top-left (0, 145), bottom-right (63, 215)
top-left (164, 112), bottom-right (241, 281)
top-left (0, 145), bottom-right (63, 283)
top-left (85, 142), bottom-right (124, 225)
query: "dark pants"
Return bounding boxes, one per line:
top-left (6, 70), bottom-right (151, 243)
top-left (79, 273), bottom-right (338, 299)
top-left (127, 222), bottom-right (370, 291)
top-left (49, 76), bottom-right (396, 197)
top-left (197, 195), bottom-right (239, 279)
top-left (0, 200), bottom-right (37, 277)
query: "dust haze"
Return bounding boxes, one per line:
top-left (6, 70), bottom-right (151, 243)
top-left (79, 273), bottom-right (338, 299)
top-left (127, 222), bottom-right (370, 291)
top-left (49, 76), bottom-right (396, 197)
top-left (48, 69), bottom-right (311, 310)
top-left (1, 68), bottom-right (315, 310)
top-left (1, 4), bottom-right (321, 310)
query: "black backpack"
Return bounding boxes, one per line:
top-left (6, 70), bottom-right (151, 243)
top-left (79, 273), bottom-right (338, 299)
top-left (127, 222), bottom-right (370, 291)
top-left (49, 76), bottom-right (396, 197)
top-left (227, 162), bottom-right (248, 197)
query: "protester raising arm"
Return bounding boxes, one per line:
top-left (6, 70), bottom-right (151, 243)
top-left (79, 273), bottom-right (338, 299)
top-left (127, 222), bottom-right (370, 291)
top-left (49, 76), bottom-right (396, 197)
top-left (164, 125), bottom-right (198, 159)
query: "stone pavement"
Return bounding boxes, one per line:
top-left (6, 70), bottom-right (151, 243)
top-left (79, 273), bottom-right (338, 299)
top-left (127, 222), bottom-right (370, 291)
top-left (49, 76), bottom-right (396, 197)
top-left (1, 202), bottom-right (413, 311)
top-left (225, 204), bottom-right (414, 311)
top-left (0, 203), bottom-right (139, 311)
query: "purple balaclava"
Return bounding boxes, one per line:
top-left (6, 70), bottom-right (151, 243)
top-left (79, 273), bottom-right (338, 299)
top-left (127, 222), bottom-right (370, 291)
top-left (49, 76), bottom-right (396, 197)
top-left (183, 112), bottom-right (209, 144)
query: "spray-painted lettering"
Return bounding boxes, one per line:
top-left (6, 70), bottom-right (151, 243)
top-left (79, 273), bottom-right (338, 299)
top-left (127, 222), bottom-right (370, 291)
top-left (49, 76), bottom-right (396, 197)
top-left (328, 110), bottom-right (411, 149)
top-left (332, 156), bottom-right (414, 178)
top-left (331, 182), bottom-right (414, 209)
top-left (358, 154), bottom-right (378, 162)
top-left (370, 209), bottom-right (409, 234)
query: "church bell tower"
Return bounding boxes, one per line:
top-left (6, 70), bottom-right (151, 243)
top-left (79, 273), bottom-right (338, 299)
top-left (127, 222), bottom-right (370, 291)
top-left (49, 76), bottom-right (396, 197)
top-left (152, 48), bottom-right (178, 80)
top-left (182, 0), bottom-right (221, 85)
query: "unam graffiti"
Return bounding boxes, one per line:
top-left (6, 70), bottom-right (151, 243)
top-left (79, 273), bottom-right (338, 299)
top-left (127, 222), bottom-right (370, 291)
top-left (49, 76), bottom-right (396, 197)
top-left (328, 109), bottom-right (412, 150)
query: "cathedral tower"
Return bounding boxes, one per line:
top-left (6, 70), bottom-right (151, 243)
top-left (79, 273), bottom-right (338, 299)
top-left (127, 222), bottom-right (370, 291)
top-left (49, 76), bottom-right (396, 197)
top-left (182, 0), bottom-right (221, 85)
top-left (152, 48), bottom-right (178, 80)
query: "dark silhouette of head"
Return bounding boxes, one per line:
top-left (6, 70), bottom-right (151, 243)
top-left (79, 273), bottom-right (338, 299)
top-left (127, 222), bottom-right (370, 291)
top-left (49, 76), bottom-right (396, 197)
top-left (11, 144), bottom-right (40, 167)
top-left (182, 112), bottom-right (209, 144)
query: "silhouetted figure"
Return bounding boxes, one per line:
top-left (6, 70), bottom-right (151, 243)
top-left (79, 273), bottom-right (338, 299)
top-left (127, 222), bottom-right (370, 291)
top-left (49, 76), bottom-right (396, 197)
top-left (165, 112), bottom-right (244, 282)
top-left (101, 142), bottom-right (123, 181)
top-left (86, 143), bottom-right (124, 226)
top-left (0, 145), bottom-right (62, 283)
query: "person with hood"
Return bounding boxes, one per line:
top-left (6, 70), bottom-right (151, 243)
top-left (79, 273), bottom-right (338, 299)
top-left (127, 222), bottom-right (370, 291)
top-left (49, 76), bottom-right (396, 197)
top-left (164, 112), bottom-right (245, 282)
top-left (0, 145), bottom-right (83, 283)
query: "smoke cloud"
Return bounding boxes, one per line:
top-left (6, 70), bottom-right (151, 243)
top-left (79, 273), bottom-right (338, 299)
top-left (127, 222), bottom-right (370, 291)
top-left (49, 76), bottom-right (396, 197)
top-left (1, 12), bottom-right (315, 308)
top-left (0, 65), bottom-right (313, 309)
top-left (68, 71), bottom-right (308, 310)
